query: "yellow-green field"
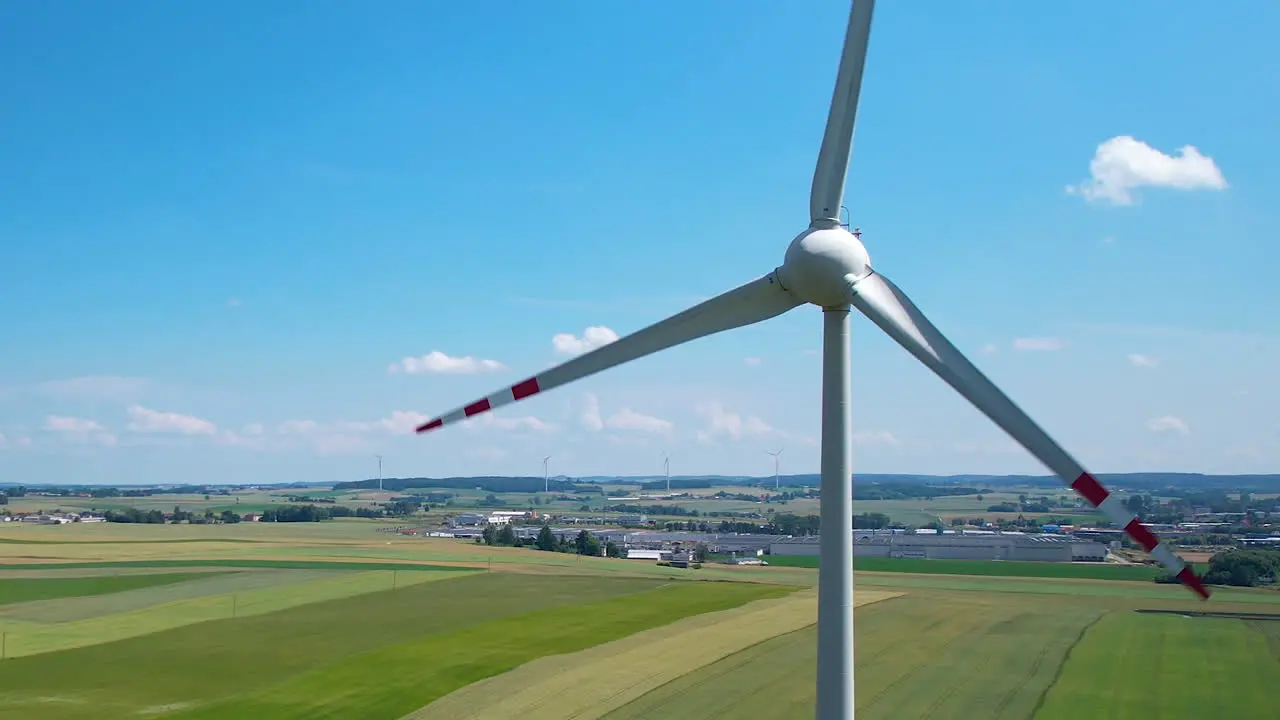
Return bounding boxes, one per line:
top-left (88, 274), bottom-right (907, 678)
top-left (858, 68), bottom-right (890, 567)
top-left (0, 518), bottom-right (1275, 719)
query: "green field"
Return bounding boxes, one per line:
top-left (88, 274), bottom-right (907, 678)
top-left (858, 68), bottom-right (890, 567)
top-left (0, 572), bottom-right (217, 606)
top-left (0, 515), bottom-right (1276, 719)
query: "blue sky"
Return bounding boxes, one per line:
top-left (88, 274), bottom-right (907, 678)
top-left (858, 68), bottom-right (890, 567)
top-left (1, 1), bottom-right (1276, 485)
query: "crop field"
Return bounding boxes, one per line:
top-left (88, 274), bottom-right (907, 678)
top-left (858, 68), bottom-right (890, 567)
top-left (0, 518), bottom-right (1276, 719)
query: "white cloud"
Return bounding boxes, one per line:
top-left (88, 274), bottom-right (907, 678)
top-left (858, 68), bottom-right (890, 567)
top-left (389, 351), bottom-right (505, 375)
top-left (980, 343), bottom-right (998, 355)
top-left (1147, 415), bottom-right (1190, 436)
top-left (465, 413), bottom-right (556, 433)
top-left (36, 376), bottom-right (149, 402)
top-left (696, 401), bottom-right (773, 440)
top-left (126, 405), bottom-right (217, 435)
top-left (1067, 136), bottom-right (1227, 206)
top-left (578, 393), bottom-right (671, 434)
top-left (1012, 337), bottom-right (1065, 352)
top-left (553, 326), bottom-right (619, 355)
top-left (376, 410), bottom-right (431, 435)
top-left (743, 357), bottom-right (764, 367)
top-left (852, 430), bottom-right (901, 446)
top-left (277, 419), bottom-right (320, 435)
top-left (579, 393), bottom-right (604, 431)
top-left (1128, 353), bottom-right (1158, 368)
top-left (43, 415), bottom-right (116, 446)
top-left (605, 408), bottom-right (673, 434)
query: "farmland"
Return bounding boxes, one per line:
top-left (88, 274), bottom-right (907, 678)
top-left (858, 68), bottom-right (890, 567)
top-left (0, 517), bottom-right (1276, 719)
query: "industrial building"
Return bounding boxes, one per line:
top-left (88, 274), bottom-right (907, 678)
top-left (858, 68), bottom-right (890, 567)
top-left (770, 531), bottom-right (1108, 562)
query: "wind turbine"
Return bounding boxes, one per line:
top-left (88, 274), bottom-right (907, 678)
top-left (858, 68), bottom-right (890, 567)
top-left (542, 455), bottom-right (551, 494)
top-left (415, 1), bottom-right (1209, 716)
top-left (375, 454), bottom-right (383, 493)
top-left (767, 447), bottom-right (785, 490)
top-left (662, 451), bottom-right (671, 493)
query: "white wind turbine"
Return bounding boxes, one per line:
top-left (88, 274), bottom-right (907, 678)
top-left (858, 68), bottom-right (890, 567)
top-left (767, 447), bottom-right (785, 490)
top-left (415, 1), bottom-right (1209, 716)
top-left (662, 451), bottom-right (671, 493)
top-left (541, 455), bottom-right (551, 494)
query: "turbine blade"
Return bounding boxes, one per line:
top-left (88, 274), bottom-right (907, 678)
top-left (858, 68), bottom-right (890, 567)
top-left (417, 272), bottom-right (801, 434)
top-left (810, 0), bottom-right (876, 225)
top-left (847, 272), bottom-right (1211, 600)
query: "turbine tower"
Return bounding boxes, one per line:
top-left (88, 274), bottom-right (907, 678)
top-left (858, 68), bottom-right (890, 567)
top-left (413, 1), bottom-right (1210, 716)
top-left (542, 455), bottom-right (551, 494)
top-left (663, 452), bottom-right (671, 493)
top-left (767, 447), bottom-right (785, 490)
top-left (375, 454), bottom-right (383, 493)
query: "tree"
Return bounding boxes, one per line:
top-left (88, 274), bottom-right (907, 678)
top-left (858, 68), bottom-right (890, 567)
top-left (605, 541), bottom-right (622, 558)
top-left (496, 523), bottom-right (518, 546)
top-left (535, 524), bottom-right (557, 551)
top-left (481, 525), bottom-right (498, 545)
top-left (574, 530), bottom-right (601, 557)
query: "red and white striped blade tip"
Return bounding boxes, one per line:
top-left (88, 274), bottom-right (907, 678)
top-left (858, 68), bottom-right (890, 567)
top-left (1070, 471), bottom-right (1210, 600)
top-left (415, 377), bottom-right (543, 434)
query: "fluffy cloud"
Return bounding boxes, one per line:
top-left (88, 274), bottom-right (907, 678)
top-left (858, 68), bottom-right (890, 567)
top-left (606, 408), bottom-right (673, 434)
top-left (389, 351), bottom-right (505, 375)
top-left (126, 405), bottom-right (217, 435)
top-left (1012, 337), bottom-right (1065, 352)
top-left (578, 393), bottom-right (671, 434)
top-left (696, 401), bottom-right (773, 441)
top-left (1067, 136), bottom-right (1227, 206)
top-left (980, 344), bottom-right (998, 355)
top-left (553, 326), bottom-right (619, 355)
top-left (1128, 353), bottom-right (1158, 368)
top-left (1147, 415), bottom-right (1190, 436)
top-left (43, 415), bottom-right (116, 446)
top-left (464, 413), bottom-right (555, 433)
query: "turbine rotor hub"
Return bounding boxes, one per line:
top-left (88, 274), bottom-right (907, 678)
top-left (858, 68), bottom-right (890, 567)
top-left (778, 225), bottom-right (873, 308)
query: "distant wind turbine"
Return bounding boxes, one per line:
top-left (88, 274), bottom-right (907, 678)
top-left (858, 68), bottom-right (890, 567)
top-left (375, 454), bottom-right (383, 492)
top-left (663, 451), bottom-right (671, 492)
top-left (542, 455), bottom-right (551, 493)
top-left (766, 447), bottom-right (785, 489)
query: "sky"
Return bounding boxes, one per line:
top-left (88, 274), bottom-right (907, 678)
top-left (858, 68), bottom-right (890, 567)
top-left (1, 1), bottom-right (1277, 485)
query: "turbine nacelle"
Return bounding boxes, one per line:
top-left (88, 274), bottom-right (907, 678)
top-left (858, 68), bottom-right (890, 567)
top-left (779, 225), bottom-right (873, 308)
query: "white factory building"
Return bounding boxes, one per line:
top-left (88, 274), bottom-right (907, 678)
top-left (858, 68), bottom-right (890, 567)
top-left (770, 530), bottom-right (1108, 562)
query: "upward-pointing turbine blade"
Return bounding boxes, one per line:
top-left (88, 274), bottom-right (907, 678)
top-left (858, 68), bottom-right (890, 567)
top-left (416, 273), bottom-right (801, 434)
top-left (810, 0), bottom-right (876, 225)
top-left (847, 272), bottom-right (1211, 600)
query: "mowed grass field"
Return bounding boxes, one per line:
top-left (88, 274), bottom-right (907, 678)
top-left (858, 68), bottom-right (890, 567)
top-left (1, 519), bottom-right (1278, 719)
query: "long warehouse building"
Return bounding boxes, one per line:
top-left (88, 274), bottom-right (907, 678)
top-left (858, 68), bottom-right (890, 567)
top-left (770, 532), bottom-right (1108, 562)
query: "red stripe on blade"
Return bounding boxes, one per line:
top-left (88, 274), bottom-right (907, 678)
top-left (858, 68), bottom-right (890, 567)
top-left (1177, 567), bottom-right (1212, 600)
top-left (1071, 472), bottom-right (1110, 507)
top-left (1125, 518), bottom-right (1160, 553)
top-left (416, 418), bottom-right (443, 433)
top-left (511, 377), bottom-right (541, 400)
top-left (464, 398), bottom-right (492, 417)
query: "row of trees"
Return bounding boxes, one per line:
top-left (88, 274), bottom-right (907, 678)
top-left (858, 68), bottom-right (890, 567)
top-left (476, 523), bottom-right (624, 558)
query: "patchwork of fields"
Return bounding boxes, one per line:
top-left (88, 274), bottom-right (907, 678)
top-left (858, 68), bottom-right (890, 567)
top-left (0, 520), bottom-right (1275, 719)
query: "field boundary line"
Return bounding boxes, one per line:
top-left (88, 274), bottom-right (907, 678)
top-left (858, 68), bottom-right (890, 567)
top-left (405, 588), bottom-right (901, 720)
top-left (1028, 610), bottom-right (1106, 718)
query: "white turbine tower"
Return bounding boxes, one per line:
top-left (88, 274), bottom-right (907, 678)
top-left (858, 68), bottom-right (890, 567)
top-left (414, 1), bottom-right (1210, 716)
top-left (375, 454), bottom-right (383, 493)
top-left (542, 455), bottom-right (551, 494)
top-left (767, 447), bottom-right (785, 490)
top-left (663, 452), bottom-right (671, 493)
